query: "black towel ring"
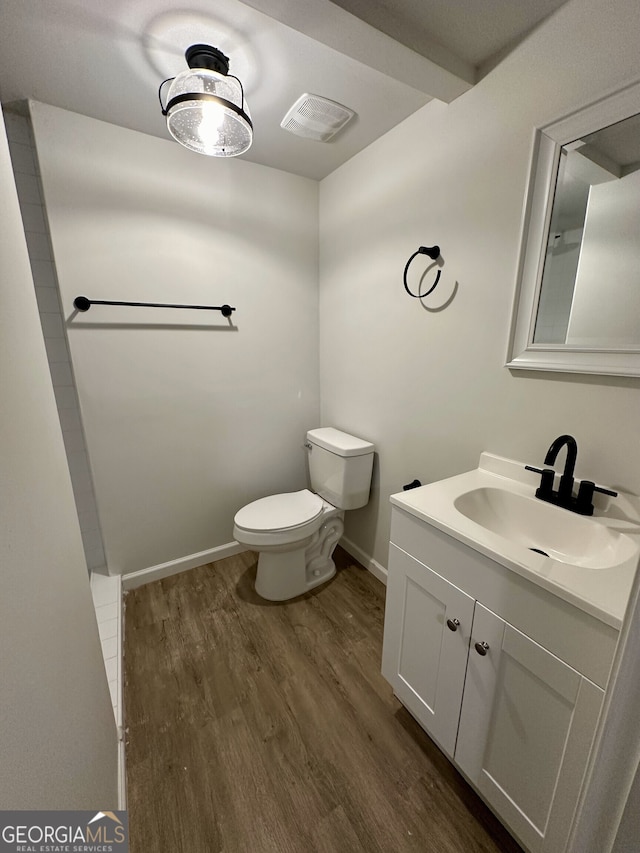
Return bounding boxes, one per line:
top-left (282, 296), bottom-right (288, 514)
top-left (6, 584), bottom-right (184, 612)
top-left (403, 245), bottom-right (441, 298)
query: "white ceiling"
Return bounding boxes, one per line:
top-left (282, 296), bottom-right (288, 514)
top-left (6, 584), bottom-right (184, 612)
top-left (0, 0), bottom-right (568, 180)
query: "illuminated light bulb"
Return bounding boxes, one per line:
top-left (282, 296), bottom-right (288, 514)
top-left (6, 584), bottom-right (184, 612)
top-left (198, 102), bottom-right (227, 153)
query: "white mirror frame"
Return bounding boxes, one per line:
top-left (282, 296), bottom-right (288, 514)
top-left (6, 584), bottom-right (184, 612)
top-left (507, 79), bottom-right (640, 377)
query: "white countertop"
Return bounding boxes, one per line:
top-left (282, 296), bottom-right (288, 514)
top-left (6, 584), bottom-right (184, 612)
top-left (390, 453), bottom-right (640, 629)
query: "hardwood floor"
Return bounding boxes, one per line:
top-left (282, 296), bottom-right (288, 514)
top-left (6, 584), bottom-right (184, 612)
top-left (124, 547), bottom-right (523, 853)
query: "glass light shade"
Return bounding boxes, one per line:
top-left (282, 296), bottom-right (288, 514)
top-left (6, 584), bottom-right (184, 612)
top-left (165, 68), bottom-right (252, 157)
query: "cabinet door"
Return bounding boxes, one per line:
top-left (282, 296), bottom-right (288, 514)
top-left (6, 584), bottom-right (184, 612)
top-left (455, 603), bottom-right (604, 853)
top-left (382, 543), bottom-right (475, 757)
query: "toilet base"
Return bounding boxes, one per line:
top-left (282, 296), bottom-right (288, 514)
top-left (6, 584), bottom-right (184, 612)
top-left (254, 511), bottom-right (344, 601)
top-left (255, 550), bottom-right (336, 601)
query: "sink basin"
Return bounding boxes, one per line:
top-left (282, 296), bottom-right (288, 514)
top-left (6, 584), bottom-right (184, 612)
top-left (454, 486), bottom-right (637, 570)
top-left (390, 452), bottom-right (640, 627)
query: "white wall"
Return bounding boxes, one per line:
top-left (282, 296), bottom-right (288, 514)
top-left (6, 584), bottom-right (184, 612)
top-left (0, 105), bottom-right (117, 807)
top-left (4, 108), bottom-right (107, 572)
top-left (613, 749), bottom-right (640, 851)
top-left (567, 169), bottom-right (640, 347)
top-left (30, 102), bottom-right (320, 575)
top-left (319, 0), bottom-right (640, 567)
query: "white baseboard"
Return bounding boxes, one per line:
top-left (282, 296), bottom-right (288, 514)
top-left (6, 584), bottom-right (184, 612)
top-left (122, 541), bottom-right (247, 590)
top-left (89, 569), bottom-right (126, 809)
top-left (114, 573), bottom-right (123, 727)
top-left (117, 733), bottom-right (127, 810)
top-left (115, 573), bottom-right (126, 810)
top-left (340, 536), bottom-right (387, 586)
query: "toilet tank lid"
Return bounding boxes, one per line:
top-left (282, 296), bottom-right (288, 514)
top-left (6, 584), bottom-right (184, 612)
top-left (307, 427), bottom-right (374, 458)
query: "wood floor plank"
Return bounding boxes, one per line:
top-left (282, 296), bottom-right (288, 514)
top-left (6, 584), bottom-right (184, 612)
top-left (311, 805), bottom-right (369, 853)
top-left (124, 547), bottom-right (523, 853)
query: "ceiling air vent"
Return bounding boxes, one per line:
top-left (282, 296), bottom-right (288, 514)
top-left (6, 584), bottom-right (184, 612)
top-left (280, 94), bottom-right (355, 142)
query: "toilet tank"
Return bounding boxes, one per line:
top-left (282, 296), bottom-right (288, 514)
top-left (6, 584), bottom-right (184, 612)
top-left (306, 428), bottom-right (374, 510)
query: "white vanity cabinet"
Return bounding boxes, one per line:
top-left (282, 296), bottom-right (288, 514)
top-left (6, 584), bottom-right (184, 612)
top-left (382, 507), bottom-right (618, 853)
top-left (455, 602), bottom-right (604, 853)
top-left (381, 544), bottom-right (475, 756)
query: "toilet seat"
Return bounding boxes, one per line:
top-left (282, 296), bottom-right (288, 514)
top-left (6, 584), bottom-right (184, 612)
top-left (234, 489), bottom-right (324, 542)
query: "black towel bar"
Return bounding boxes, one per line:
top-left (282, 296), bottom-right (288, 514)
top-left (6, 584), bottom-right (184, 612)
top-left (73, 296), bottom-right (235, 317)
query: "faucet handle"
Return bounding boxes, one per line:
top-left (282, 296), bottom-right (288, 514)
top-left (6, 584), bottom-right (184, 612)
top-left (593, 483), bottom-right (618, 498)
top-left (575, 480), bottom-right (618, 516)
top-left (526, 465), bottom-right (556, 501)
top-left (525, 465), bottom-right (544, 475)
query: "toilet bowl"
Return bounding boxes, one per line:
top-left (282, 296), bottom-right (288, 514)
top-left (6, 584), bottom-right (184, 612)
top-left (233, 427), bottom-right (375, 602)
top-left (234, 489), bottom-right (344, 601)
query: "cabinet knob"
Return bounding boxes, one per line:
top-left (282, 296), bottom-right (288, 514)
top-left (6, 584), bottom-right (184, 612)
top-left (475, 641), bottom-right (490, 656)
top-left (446, 618), bottom-right (461, 632)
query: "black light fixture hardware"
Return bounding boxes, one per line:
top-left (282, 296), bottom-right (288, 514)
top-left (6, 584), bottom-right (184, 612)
top-left (158, 44), bottom-right (252, 157)
top-left (73, 296), bottom-right (235, 318)
top-left (403, 245), bottom-right (441, 298)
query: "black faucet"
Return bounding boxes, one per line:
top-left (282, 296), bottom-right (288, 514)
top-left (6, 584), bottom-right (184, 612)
top-left (544, 434), bottom-right (577, 503)
top-left (526, 434), bottom-right (617, 515)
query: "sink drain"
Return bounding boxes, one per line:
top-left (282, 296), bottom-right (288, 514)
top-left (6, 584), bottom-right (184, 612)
top-left (529, 547), bottom-right (549, 557)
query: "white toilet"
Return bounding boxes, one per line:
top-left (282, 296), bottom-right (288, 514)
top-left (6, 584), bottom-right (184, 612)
top-left (233, 427), bottom-right (375, 601)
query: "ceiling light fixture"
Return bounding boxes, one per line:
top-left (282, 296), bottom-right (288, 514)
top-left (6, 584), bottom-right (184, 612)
top-left (159, 44), bottom-right (252, 157)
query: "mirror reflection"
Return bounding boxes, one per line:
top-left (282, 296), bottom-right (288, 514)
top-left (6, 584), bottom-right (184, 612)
top-left (533, 111), bottom-right (640, 348)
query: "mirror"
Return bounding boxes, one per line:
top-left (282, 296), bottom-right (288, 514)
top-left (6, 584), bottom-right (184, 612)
top-left (507, 80), bottom-right (640, 376)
